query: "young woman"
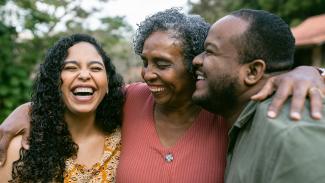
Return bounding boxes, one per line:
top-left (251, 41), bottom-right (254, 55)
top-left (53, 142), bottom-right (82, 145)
top-left (0, 34), bottom-right (124, 182)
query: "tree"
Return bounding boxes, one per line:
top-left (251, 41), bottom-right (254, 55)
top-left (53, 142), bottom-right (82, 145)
top-left (189, 0), bottom-right (325, 26)
top-left (0, 0), bottom-right (134, 121)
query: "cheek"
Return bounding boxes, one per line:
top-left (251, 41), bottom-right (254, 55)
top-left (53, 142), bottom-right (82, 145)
top-left (96, 73), bottom-right (109, 90)
top-left (60, 72), bottom-right (77, 95)
top-left (60, 74), bottom-right (68, 92)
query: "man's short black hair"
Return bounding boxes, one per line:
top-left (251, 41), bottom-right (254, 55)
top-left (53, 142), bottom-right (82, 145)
top-left (231, 9), bottom-right (295, 72)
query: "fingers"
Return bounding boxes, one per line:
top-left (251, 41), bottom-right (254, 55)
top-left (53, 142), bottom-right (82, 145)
top-left (267, 79), bottom-right (292, 118)
top-left (308, 87), bottom-right (324, 120)
top-left (0, 131), bottom-right (14, 166)
top-left (21, 129), bottom-right (30, 150)
top-left (288, 85), bottom-right (309, 120)
top-left (251, 77), bottom-right (276, 101)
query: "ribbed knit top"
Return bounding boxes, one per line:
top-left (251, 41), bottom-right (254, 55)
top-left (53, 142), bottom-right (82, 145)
top-left (116, 83), bottom-right (228, 183)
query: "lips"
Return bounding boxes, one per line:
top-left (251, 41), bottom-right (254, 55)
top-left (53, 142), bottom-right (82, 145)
top-left (195, 71), bottom-right (206, 80)
top-left (73, 87), bottom-right (94, 96)
top-left (194, 70), bottom-right (207, 90)
top-left (148, 85), bottom-right (165, 93)
top-left (70, 86), bottom-right (97, 102)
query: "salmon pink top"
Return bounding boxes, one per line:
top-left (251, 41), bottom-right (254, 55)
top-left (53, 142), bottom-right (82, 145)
top-left (116, 83), bottom-right (228, 183)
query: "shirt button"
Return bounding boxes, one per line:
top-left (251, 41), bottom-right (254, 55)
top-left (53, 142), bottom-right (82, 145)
top-left (165, 153), bottom-right (174, 163)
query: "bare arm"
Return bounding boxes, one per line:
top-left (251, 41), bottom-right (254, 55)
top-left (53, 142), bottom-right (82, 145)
top-left (252, 66), bottom-right (325, 120)
top-left (0, 103), bottom-right (31, 166)
top-left (0, 135), bottom-right (22, 181)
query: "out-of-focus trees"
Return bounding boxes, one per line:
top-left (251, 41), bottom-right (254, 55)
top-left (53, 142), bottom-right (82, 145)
top-left (189, 0), bottom-right (325, 26)
top-left (0, 0), bottom-right (137, 121)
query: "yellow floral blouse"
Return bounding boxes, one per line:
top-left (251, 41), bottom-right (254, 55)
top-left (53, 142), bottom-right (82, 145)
top-left (64, 129), bottom-right (121, 183)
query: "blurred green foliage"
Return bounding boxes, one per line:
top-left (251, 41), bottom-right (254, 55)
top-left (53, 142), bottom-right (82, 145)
top-left (0, 20), bottom-right (32, 121)
top-left (189, 0), bottom-right (325, 26)
top-left (3, 0), bottom-right (322, 122)
top-left (0, 0), bottom-right (136, 122)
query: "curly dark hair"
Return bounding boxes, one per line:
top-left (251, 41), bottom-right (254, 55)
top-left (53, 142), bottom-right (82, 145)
top-left (230, 9), bottom-right (295, 72)
top-left (133, 8), bottom-right (210, 73)
top-left (10, 34), bottom-right (124, 182)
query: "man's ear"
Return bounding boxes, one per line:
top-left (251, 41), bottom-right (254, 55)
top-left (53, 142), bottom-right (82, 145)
top-left (243, 59), bottom-right (266, 86)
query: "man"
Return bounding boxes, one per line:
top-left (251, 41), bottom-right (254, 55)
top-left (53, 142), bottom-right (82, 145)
top-left (192, 9), bottom-right (325, 182)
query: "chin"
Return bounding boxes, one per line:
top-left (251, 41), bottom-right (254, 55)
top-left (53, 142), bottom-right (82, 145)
top-left (67, 105), bottom-right (98, 115)
top-left (192, 90), bottom-right (209, 103)
top-left (192, 95), bottom-right (220, 114)
top-left (192, 95), bottom-right (209, 107)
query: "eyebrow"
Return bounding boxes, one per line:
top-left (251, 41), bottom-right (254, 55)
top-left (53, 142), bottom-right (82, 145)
top-left (89, 61), bottom-right (105, 66)
top-left (63, 60), bottom-right (105, 66)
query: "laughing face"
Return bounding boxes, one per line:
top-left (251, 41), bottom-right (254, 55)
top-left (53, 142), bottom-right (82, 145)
top-left (192, 16), bottom-right (249, 114)
top-left (60, 42), bottom-right (108, 115)
top-left (140, 31), bottom-right (196, 107)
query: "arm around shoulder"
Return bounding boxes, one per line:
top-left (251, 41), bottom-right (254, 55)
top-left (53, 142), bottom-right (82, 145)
top-left (0, 102), bottom-right (31, 164)
top-left (0, 135), bottom-right (22, 182)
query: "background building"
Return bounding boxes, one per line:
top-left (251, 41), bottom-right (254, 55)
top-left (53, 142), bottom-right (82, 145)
top-left (292, 14), bottom-right (325, 67)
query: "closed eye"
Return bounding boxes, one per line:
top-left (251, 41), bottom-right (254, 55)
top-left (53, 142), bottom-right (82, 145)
top-left (205, 49), bottom-right (214, 55)
top-left (156, 63), bottom-right (171, 69)
top-left (90, 66), bottom-right (104, 72)
top-left (155, 59), bottom-right (171, 69)
top-left (63, 65), bottom-right (78, 71)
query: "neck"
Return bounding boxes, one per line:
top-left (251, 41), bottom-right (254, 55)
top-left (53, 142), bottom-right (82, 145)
top-left (223, 75), bottom-right (272, 127)
top-left (155, 100), bottom-right (201, 126)
top-left (64, 111), bottom-right (100, 141)
top-left (222, 104), bottom-right (247, 128)
top-left (154, 99), bottom-right (201, 147)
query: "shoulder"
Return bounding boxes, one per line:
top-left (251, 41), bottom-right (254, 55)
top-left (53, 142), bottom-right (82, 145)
top-left (252, 99), bottom-right (325, 181)
top-left (248, 97), bottom-right (325, 158)
top-left (124, 82), bottom-right (149, 93)
top-left (0, 135), bottom-right (22, 181)
top-left (124, 82), bottom-right (151, 104)
top-left (266, 123), bottom-right (325, 181)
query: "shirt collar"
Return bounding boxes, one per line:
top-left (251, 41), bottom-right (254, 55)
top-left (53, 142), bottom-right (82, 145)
top-left (232, 100), bottom-right (258, 129)
top-left (227, 100), bottom-right (258, 157)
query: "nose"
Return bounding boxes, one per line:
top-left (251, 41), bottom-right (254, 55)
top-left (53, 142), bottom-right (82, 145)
top-left (193, 52), bottom-right (203, 67)
top-left (141, 65), bottom-right (157, 82)
top-left (78, 69), bottom-right (91, 81)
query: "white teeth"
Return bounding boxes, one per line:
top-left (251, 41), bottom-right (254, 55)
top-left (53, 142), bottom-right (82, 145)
top-left (197, 75), bottom-right (205, 80)
top-left (73, 87), bottom-right (93, 94)
top-left (149, 87), bottom-right (165, 92)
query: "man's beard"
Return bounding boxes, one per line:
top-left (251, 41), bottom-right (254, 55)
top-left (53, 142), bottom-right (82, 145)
top-left (193, 74), bottom-right (239, 115)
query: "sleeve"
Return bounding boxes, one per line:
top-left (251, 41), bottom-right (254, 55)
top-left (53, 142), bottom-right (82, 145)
top-left (269, 124), bottom-right (325, 183)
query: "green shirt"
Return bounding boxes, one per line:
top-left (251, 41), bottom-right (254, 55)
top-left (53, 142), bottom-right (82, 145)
top-left (225, 98), bottom-right (325, 183)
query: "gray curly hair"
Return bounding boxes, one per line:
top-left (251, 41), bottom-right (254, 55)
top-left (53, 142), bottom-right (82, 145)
top-left (133, 8), bottom-right (210, 73)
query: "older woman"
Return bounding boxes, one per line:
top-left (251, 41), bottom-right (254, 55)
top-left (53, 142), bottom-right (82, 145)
top-left (0, 34), bottom-right (124, 182)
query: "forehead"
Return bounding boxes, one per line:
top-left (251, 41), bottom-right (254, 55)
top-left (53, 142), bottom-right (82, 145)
top-left (66, 42), bottom-right (103, 61)
top-left (206, 15), bottom-right (249, 45)
top-left (142, 31), bottom-right (183, 58)
top-left (144, 31), bottom-right (182, 50)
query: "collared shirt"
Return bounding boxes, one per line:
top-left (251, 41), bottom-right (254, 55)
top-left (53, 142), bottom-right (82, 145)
top-left (225, 98), bottom-right (325, 183)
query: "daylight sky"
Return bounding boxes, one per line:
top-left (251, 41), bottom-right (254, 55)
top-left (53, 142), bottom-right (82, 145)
top-left (90, 0), bottom-right (196, 29)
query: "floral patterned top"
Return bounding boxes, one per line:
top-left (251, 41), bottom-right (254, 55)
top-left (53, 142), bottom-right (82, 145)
top-left (64, 129), bottom-right (121, 183)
